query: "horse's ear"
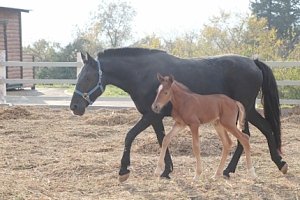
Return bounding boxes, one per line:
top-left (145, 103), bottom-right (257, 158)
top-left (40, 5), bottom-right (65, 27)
top-left (157, 73), bottom-right (164, 83)
top-left (81, 52), bottom-right (87, 64)
top-left (86, 52), bottom-right (94, 63)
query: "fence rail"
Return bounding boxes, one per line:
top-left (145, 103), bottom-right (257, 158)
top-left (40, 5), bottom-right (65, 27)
top-left (0, 50), bottom-right (300, 105)
top-left (3, 79), bottom-right (77, 85)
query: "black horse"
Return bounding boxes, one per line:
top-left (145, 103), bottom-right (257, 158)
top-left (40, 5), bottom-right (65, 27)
top-left (70, 48), bottom-right (288, 182)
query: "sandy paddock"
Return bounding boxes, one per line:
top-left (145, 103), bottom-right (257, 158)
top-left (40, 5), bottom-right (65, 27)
top-left (0, 106), bottom-right (299, 199)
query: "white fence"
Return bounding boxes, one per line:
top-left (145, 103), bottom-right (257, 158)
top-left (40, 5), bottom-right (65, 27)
top-left (0, 50), bottom-right (300, 105)
top-left (0, 51), bottom-right (82, 105)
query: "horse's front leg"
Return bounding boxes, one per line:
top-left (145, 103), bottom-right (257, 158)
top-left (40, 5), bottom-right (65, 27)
top-left (152, 119), bottom-right (173, 179)
top-left (119, 114), bottom-right (152, 182)
top-left (155, 122), bottom-right (184, 177)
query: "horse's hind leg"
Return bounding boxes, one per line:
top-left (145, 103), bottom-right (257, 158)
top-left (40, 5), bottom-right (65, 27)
top-left (155, 122), bottom-right (184, 177)
top-left (248, 108), bottom-right (288, 173)
top-left (213, 122), bottom-right (232, 179)
top-left (223, 121), bottom-right (250, 178)
top-left (190, 124), bottom-right (202, 180)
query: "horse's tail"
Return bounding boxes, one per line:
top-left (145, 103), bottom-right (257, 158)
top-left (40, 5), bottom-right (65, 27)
top-left (236, 101), bottom-right (246, 131)
top-left (254, 59), bottom-right (282, 153)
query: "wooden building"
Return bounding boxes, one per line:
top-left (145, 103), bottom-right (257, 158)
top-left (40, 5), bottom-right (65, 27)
top-left (0, 6), bottom-right (33, 89)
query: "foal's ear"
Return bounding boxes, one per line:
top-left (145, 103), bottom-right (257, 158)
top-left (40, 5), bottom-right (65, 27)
top-left (157, 73), bottom-right (164, 83)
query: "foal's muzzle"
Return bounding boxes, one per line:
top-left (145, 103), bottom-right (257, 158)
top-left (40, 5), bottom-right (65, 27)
top-left (151, 103), bottom-right (161, 113)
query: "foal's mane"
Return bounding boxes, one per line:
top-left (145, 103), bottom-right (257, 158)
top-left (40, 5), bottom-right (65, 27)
top-left (173, 80), bottom-right (192, 93)
top-left (97, 47), bottom-right (166, 58)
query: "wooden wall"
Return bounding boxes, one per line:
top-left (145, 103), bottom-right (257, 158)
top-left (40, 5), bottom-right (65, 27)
top-left (0, 7), bottom-right (32, 89)
top-left (22, 54), bottom-right (34, 88)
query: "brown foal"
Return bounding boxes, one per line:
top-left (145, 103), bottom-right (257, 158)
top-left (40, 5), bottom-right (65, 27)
top-left (151, 74), bottom-right (257, 180)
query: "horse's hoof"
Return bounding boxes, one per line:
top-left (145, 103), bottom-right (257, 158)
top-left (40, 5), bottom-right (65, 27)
top-left (223, 175), bottom-right (230, 180)
top-left (223, 171), bottom-right (230, 179)
top-left (119, 172), bottom-right (130, 183)
top-left (280, 163), bottom-right (288, 174)
top-left (160, 173), bottom-right (171, 179)
top-left (160, 169), bottom-right (172, 179)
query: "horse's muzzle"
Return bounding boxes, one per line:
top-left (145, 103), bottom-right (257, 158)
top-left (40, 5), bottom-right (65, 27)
top-left (70, 103), bottom-right (85, 116)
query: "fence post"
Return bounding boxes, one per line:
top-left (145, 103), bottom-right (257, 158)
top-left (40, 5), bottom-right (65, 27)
top-left (76, 52), bottom-right (82, 78)
top-left (0, 50), bottom-right (6, 104)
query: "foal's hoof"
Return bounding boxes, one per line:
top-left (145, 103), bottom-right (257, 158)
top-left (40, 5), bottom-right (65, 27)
top-left (154, 166), bottom-right (164, 177)
top-left (280, 163), bottom-right (288, 174)
top-left (119, 172), bottom-right (130, 183)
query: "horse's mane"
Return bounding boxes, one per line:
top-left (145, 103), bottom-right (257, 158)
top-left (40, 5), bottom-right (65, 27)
top-left (97, 47), bottom-right (166, 57)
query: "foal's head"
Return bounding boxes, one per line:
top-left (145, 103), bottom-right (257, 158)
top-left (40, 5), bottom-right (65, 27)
top-left (151, 73), bottom-right (174, 113)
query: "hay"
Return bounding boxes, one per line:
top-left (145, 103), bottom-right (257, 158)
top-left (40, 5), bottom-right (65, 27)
top-left (0, 106), bottom-right (299, 199)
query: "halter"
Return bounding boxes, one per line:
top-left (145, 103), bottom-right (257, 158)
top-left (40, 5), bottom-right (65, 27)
top-left (74, 59), bottom-right (104, 105)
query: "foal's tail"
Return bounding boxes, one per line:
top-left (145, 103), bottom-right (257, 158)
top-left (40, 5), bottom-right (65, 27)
top-left (254, 59), bottom-right (282, 153)
top-left (236, 101), bottom-right (246, 131)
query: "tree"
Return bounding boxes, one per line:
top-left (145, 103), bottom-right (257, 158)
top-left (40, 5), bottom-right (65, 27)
top-left (23, 39), bottom-right (61, 62)
top-left (194, 12), bottom-right (282, 59)
top-left (242, 16), bottom-right (283, 60)
top-left (250, 0), bottom-right (300, 55)
top-left (131, 12), bottom-right (283, 60)
top-left (133, 34), bottom-right (163, 49)
top-left (93, 0), bottom-right (136, 47)
top-left (24, 39), bottom-right (76, 79)
top-left (73, 24), bottom-right (104, 56)
top-left (165, 32), bottom-right (200, 58)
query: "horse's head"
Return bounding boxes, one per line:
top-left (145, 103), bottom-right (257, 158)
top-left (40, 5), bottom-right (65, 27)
top-left (70, 52), bottom-right (105, 116)
top-left (151, 73), bottom-right (174, 113)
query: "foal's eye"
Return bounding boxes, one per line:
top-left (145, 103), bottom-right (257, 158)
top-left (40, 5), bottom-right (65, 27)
top-left (164, 91), bottom-right (168, 95)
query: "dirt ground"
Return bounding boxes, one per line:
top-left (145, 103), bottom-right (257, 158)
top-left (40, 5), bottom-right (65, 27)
top-left (0, 105), bottom-right (299, 200)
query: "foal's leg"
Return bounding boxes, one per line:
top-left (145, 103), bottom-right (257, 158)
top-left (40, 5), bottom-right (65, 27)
top-left (226, 125), bottom-right (257, 179)
top-left (190, 124), bottom-right (202, 180)
top-left (152, 119), bottom-right (173, 179)
top-left (223, 121), bottom-right (250, 178)
top-left (155, 122), bottom-right (184, 177)
top-left (213, 122), bottom-right (232, 178)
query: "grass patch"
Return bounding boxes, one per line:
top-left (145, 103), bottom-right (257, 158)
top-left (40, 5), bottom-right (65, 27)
top-left (36, 84), bottom-right (74, 89)
top-left (102, 85), bottom-right (128, 97)
top-left (61, 84), bottom-right (128, 97)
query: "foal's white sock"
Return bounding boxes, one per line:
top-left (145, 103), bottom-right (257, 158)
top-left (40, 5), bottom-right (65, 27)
top-left (248, 167), bottom-right (257, 179)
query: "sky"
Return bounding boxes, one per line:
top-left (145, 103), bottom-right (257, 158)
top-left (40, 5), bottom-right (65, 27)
top-left (2, 0), bottom-right (251, 46)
